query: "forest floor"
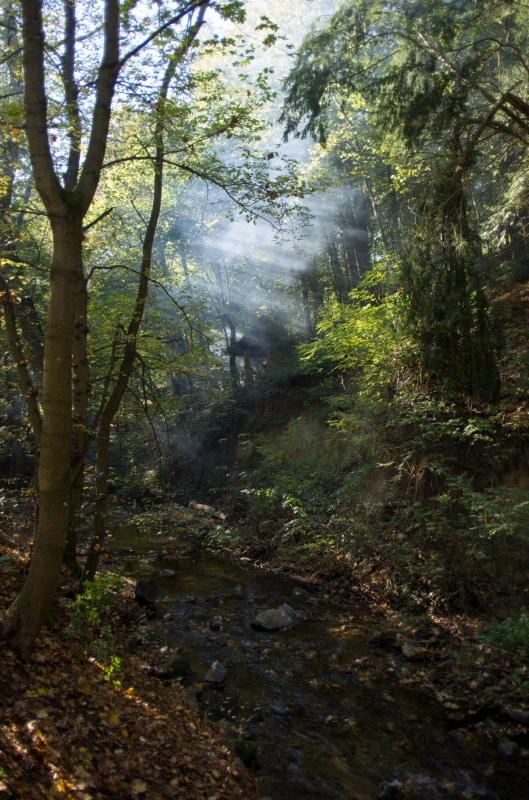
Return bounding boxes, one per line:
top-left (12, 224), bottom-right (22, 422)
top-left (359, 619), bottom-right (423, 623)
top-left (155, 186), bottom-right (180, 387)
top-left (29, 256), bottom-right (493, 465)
top-left (1, 489), bottom-right (528, 798)
top-left (0, 504), bottom-right (259, 800)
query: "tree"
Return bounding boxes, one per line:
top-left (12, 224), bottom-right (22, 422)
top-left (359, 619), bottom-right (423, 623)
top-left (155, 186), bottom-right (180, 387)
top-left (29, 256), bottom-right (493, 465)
top-left (280, 0), bottom-right (527, 399)
top-left (0, 0), bottom-right (247, 661)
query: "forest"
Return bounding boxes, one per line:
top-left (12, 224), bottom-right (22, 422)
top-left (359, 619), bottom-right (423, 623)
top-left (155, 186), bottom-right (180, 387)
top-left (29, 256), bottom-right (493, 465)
top-left (0, 0), bottom-right (529, 798)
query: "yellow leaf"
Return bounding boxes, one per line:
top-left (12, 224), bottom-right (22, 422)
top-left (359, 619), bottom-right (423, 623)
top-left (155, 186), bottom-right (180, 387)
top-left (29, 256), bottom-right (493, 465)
top-left (126, 687), bottom-right (134, 696)
top-left (110, 712), bottom-right (120, 725)
top-left (121, 727), bottom-right (128, 737)
top-left (37, 687), bottom-right (47, 696)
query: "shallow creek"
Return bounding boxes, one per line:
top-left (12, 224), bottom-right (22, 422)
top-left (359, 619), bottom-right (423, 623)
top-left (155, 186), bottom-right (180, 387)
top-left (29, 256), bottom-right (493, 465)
top-left (106, 523), bottom-right (528, 800)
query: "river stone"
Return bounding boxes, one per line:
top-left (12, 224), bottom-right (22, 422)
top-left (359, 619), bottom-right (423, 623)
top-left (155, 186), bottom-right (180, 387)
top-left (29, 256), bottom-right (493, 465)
top-left (204, 660), bottom-right (227, 685)
top-left (235, 739), bottom-right (258, 766)
top-left (158, 568), bottom-right (175, 578)
top-left (252, 608), bottom-right (294, 630)
top-left (401, 642), bottom-right (425, 660)
top-left (369, 630), bottom-right (396, 648)
top-left (134, 578), bottom-right (157, 605)
top-left (505, 706), bottom-right (529, 725)
top-left (292, 586), bottom-right (311, 600)
top-left (157, 656), bottom-right (190, 681)
top-left (498, 741), bottom-right (519, 759)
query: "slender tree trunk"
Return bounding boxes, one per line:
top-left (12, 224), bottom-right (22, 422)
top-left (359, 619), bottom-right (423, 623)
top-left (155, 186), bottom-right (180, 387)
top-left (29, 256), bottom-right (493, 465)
top-left (64, 270), bottom-right (89, 566)
top-left (243, 347), bottom-right (252, 385)
top-left (300, 271), bottom-right (312, 338)
top-left (326, 237), bottom-right (346, 301)
top-left (221, 314), bottom-right (238, 389)
top-left (84, 8), bottom-right (207, 581)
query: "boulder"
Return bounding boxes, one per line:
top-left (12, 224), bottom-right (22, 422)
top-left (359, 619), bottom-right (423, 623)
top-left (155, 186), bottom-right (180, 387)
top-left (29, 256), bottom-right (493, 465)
top-left (252, 608), bottom-right (294, 631)
top-left (498, 741), bottom-right (519, 759)
top-left (505, 707), bottom-right (529, 725)
top-left (134, 578), bottom-right (157, 605)
top-left (292, 586), bottom-right (311, 600)
top-left (369, 630), bottom-right (396, 648)
top-left (158, 569), bottom-right (175, 578)
top-left (234, 740), bottom-right (257, 767)
top-left (401, 642), bottom-right (425, 660)
top-left (157, 656), bottom-right (191, 681)
top-left (204, 660), bottom-right (227, 685)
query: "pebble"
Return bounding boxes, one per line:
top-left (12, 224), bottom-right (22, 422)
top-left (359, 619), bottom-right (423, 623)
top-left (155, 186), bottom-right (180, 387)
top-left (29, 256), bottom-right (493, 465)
top-left (158, 569), bottom-right (175, 578)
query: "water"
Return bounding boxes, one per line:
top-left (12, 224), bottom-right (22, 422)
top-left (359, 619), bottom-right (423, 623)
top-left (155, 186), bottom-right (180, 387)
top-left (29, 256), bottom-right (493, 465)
top-left (106, 522), bottom-right (529, 800)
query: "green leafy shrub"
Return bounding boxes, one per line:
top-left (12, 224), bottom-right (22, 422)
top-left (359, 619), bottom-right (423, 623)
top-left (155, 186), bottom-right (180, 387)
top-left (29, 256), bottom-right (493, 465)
top-left (478, 610), bottom-right (529, 661)
top-left (66, 573), bottom-right (124, 682)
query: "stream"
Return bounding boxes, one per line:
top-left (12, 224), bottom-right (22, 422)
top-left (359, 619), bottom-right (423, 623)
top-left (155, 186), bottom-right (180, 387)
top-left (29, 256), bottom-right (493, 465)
top-left (104, 520), bottom-right (529, 800)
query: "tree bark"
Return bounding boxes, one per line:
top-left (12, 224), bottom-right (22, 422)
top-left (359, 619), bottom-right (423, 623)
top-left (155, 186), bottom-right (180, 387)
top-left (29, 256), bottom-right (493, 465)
top-left (300, 271), bottom-right (312, 338)
top-left (64, 269), bottom-right (89, 566)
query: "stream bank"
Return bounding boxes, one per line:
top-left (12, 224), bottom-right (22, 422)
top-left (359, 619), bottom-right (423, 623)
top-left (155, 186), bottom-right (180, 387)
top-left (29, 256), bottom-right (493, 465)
top-left (101, 504), bottom-right (529, 800)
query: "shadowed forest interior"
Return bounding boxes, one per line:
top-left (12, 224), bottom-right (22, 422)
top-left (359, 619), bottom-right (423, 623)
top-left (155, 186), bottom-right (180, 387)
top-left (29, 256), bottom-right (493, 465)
top-left (1, 1), bottom-right (529, 799)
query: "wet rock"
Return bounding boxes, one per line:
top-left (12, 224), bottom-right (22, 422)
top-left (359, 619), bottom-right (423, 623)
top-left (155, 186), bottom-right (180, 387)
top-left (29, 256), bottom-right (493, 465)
top-left (240, 557), bottom-right (252, 563)
top-left (401, 642), bottom-right (426, 660)
top-left (291, 575), bottom-right (320, 590)
top-left (118, 547), bottom-right (135, 556)
top-left (368, 630), bottom-right (396, 648)
top-left (157, 656), bottom-right (191, 681)
top-left (235, 740), bottom-right (258, 766)
top-left (210, 616), bottom-right (222, 632)
top-left (484, 718), bottom-right (500, 732)
top-left (233, 584), bottom-right (244, 595)
top-left (218, 719), bottom-right (236, 739)
top-left (498, 741), bottom-right (519, 759)
top-left (252, 608), bottom-right (294, 631)
top-left (158, 568), bottom-right (175, 578)
top-left (505, 706), bottom-right (529, 725)
top-left (134, 578), bottom-right (157, 605)
top-left (400, 667), bottom-right (411, 678)
top-left (378, 780), bottom-right (401, 799)
top-left (205, 595), bottom-right (220, 607)
top-left (184, 594), bottom-right (196, 604)
top-left (292, 586), bottom-right (311, 600)
top-left (204, 660), bottom-right (227, 685)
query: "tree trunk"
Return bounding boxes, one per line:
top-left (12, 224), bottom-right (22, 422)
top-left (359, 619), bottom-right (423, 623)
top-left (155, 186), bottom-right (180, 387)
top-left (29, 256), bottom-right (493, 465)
top-left (243, 347), bottom-right (252, 384)
top-left (64, 270), bottom-right (89, 567)
top-left (83, 8), bottom-right (208, 581)
top-left (0, 0), bottom-right (120, 660)
top-left (300, 271), bottom-right (313, 338)
top-left (0, 216), bottom-right (82, 661)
